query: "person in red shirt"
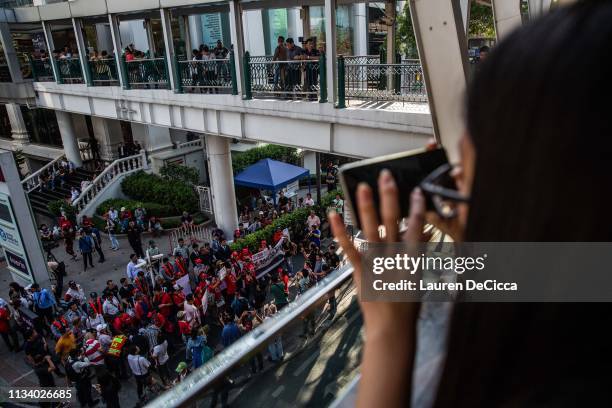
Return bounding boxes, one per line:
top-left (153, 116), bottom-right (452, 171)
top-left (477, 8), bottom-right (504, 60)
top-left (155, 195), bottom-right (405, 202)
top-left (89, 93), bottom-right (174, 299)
top-left (174, 255), bottom-right (188, 278)
top-left (176, 311), bottom-right (191, 342)
top-left (279, 267), bottom-right (290, 295)
top-left (0, 306), bottom-right (19, 352)
top-left (273, 227), bottom-right (283, 244)
top-left (158, 289), bottom-right (173, 318)
top-left (133, 293), bottom-right (148, 323)
top-left (172, 289), bottom-right (185, 312)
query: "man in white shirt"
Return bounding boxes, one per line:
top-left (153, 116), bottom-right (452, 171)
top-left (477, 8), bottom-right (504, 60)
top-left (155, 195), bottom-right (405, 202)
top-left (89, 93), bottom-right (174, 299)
top-left (304, 193), bottom-right (315, 207)
top-left (127, 345), bottom-right (150, 401)
top-left (183, 294), bottom-right (201, 326)
top-left (151, 336), bottom-right (170, 386)
top-left (306, 210), bottom-right (321, 229)
top-left (108, 207), bottom-right (119, 222)
top-left (102, 294), bottom-right (120, 319)
top-left (65, 281), bottom-right (86, 305)
top-left (126, 254), bottom-right (143, 281)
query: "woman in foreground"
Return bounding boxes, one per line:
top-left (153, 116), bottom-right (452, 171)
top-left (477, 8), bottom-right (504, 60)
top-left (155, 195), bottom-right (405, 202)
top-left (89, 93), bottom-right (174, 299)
top-left (331, 2), bottom-right (612, 407)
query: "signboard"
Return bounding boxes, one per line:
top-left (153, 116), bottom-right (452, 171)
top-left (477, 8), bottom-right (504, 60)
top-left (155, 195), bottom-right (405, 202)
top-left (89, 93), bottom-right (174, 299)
top-left (202, 14), bottom-right (223, 46)
top-left (0, 192), bottom-right (33, 281)
top-left (176, 274), bottom-right (192, 296)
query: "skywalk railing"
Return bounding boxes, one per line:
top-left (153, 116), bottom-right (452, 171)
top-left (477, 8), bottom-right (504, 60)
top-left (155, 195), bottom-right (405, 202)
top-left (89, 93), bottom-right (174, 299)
top-left (146, 261), bottom-right (354, 407)
top-left (55, 57), bottom-right (83, 84)
top-left (243, 51), bottom-right (327, 102)
top-left (122, 57), bottom-right (169, 90)
top-left (86, 58), bottom-right (119, 86)
top-left (174, 53), bottom-right (237, 95)
top-left (28, 57), bottom-right (54, 82)
top-left (338, 56), bottom-right (427, 107)
top-left (21, 153), bottom-right (66, 193)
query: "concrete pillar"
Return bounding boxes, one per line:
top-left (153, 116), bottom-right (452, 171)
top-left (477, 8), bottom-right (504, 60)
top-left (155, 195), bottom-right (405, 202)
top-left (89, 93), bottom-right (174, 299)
top-left (229, 0), bottom-right (245, 94)
top-left (205, 134), bottom-right (238, 239)
top-left (385, 1), bottom-right (396, 63)
top-left (182, 15), bottom-right (192, 56)
top-left (160, 8), bottom-right (177, 91)
top-left (353, 3), bottom-right (368, 56)
top-left (324, 0), bottom-right (338, 104)
top-left (301, 6), bottom-right (311, 39)
top-left (55, 111), bottom-right (83, 167)
top-left (491, 0), bottom-right (523, 40)
top-left (5, 103), bottom-right (29, 145)
top-left (108, 14), bottom-right (127, 88)
top-left (460, 0), bottom-right (471, 36)
top-left (131, 123), bottom-right (173, 154)
top-left (72, 18), bottom-right (92, 85)
top-left (0, 22), bottom-right (24, 83)
top-left (189, 15), bottom-right (203, 49)
top-left (91, 116), bottom-right (123, 162)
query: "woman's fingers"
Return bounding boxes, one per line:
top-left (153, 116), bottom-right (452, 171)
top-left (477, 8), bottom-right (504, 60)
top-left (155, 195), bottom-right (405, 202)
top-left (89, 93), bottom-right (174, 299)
top-left (378, 170), bottom-right (400, 242)
top-left (357, 183), bottom-right (381, 243)
top-left (403, 188), bottom-right (426, 244)
top-left (329, 212), bottom-right (362, 288)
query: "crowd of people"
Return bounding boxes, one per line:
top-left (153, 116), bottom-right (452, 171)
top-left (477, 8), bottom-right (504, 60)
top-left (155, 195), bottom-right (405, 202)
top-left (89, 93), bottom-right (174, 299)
top-left (271, 36), bottom-right (324, 98)
top-left (2, 196), bottom-right (340, 406)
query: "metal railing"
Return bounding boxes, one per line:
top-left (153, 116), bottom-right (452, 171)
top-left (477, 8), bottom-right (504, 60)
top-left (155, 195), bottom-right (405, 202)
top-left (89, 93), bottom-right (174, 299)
top-left (21, 153), bottom-right (66, 193)
top-left (175, 138), bottom-right (203, 150)
top-left (244, 51), bottom-right (326, 101)
top-left (123, 57), bottom-right (169, 90)
top-left (146, 261), bottom-right (355, 407)
top-left (56, 57), bottom-right (83, 84)
top-left (338, 56), bottom-right (427, 107)
top-left (87, 58), bottom-right (119, 86)
top-left (72, 151), bottom-right (148, 216)
top-left (28, 57), bottom-right (54, 82)
top-left (344, 54), bottom-right (380, 65)
top-left (175, 57), bottom-right (235, 94)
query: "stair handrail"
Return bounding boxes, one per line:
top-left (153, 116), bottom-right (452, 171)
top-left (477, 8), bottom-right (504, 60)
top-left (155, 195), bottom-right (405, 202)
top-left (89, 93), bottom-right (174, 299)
top-left (21, 153), bottom-right (66, 193)
top-left (72, 150), bottom-right (148, 215)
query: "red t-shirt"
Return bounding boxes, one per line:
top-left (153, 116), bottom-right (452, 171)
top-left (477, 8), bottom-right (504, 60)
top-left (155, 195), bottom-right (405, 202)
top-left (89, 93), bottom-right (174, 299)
top-left (225, 274), bottom-right (237, 295)
top-left (178, 320), bottom-right (191, 336)
top-left (159, 293), bottom-right (173, 317)
top-left (0, 308), bottom-right (10, 333)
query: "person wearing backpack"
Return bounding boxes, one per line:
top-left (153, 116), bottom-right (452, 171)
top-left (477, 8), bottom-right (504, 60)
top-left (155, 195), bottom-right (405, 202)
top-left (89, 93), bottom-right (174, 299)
top-left (66, 348), bottom-right (99, 407)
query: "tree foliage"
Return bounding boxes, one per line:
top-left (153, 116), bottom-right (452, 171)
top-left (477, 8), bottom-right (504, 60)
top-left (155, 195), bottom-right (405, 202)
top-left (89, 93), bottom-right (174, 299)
top-left (396, 3), bottom-right (418, 58)
top-left (160, 163), bottom-right (199, 185)
top-left (232, 145), bottom-right (299, 175)
top-left (469, 3), bottom-right (496, 38)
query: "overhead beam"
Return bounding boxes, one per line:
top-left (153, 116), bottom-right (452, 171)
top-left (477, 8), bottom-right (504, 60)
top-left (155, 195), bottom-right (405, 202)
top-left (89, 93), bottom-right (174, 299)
top-left (409, 0), bottom-right (468, 163)
top-left (491, 0), bottom-right (522, 39)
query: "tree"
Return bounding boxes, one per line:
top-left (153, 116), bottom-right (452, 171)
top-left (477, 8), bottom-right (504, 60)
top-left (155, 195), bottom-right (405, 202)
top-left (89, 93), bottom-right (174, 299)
top-left (396, 3), bottom-right (418, 58)
top-left (469, 2), bottom-right (496, 38)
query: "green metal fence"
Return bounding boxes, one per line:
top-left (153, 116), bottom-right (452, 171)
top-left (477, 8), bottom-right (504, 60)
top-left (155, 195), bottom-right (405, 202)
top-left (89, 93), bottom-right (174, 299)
top-left (56, 57), bottom-right (83, 84)
top-left (28, 57), bottom-right (54, 82)
top-left (88, 58), bottom-right (119, 86)
top-left (340, 58), bottom-right (427, 106)
top-left (176, 57), bottom-right (233, 94)
top-left (124, 57), bottom-right (169, 89)
top-left (246, 54), bottom-right (324, 100)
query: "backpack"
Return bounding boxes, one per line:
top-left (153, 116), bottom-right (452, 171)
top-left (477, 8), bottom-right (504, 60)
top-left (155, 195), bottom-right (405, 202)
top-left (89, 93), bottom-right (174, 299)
top-left (201, 345), bottom-right (214, 365)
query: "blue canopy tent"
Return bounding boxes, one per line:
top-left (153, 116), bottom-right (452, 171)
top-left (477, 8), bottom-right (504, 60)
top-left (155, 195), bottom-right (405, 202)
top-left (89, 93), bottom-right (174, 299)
top-left (234, 158), bottom-right (310, 205)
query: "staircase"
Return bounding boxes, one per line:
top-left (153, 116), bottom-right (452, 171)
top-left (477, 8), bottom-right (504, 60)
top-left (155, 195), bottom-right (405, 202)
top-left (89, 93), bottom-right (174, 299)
top-left (27, 168), bottom-right (96, 219)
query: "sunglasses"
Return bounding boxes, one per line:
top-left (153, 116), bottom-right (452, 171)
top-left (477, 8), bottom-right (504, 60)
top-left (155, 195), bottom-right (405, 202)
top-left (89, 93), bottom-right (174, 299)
top-left (420, 163), bottom-right (470, 219)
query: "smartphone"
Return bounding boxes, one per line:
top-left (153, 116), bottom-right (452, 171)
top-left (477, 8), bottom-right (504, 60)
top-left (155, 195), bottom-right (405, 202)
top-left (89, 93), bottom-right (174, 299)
top-left (339, 147), bottom-right (450, 229)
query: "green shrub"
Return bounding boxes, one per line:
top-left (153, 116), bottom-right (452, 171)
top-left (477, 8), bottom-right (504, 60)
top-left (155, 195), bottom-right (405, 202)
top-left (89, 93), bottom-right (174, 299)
top-left (96, 199), bottom-right (176, 218)
top-left (230, 207), bottom-right (311, 253)
top-left (232, 145), bottom-right (299, 175)
top-left (121, 171), bottom-right (198, 213)
top-left (160, 164), bottom-right (199, 185)
top-left (48, 199), bottom-right (76, 221)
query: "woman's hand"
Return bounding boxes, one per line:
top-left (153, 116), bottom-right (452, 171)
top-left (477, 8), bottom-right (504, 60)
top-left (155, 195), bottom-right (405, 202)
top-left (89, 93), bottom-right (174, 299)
top-left (329, 169), bottom-right (426, 408)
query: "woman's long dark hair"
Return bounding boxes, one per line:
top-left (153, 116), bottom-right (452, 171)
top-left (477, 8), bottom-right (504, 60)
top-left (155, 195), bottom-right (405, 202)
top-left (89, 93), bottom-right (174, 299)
top-left (435, 2), bottom-right (612, 407)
